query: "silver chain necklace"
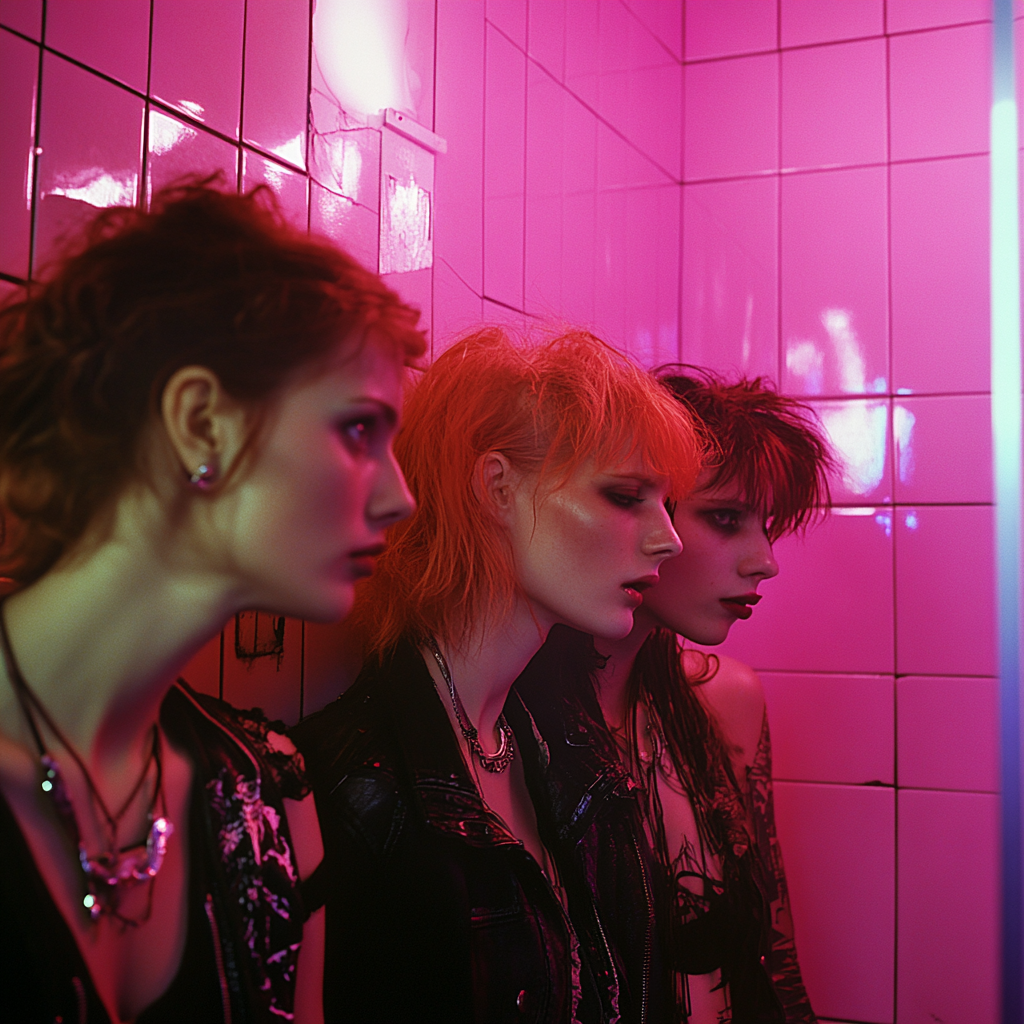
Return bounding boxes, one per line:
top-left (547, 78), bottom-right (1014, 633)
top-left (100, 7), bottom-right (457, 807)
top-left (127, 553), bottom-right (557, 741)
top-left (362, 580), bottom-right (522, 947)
top-left (426, 637), bottom-right (515, 774)
top-left (0, 605), bottom-right (173, 925)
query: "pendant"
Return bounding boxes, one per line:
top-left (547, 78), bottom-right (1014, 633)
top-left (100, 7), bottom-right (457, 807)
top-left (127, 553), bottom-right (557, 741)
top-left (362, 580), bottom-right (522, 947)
top-left (40, 753), bottom-right (174, 920)
top-left (81, 817), bottom-right (175, 919)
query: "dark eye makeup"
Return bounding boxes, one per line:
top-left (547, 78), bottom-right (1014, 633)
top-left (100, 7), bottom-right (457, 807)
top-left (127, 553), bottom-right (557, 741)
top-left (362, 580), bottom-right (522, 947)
top-left (604, 489), bottom-right (644, 509)
top-left (338, 414), bottom-right (382, 452)
top-left (703, 507), bottom-right (744, 531)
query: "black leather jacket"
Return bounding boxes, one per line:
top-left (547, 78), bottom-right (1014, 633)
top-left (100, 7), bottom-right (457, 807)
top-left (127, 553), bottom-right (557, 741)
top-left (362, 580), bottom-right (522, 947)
top-left (510, 637), bottom-right (673, 1024)
top-left (0, 681), bottom-right (309, 1024)
top-left (290, 641), bottom-right (594, 1024)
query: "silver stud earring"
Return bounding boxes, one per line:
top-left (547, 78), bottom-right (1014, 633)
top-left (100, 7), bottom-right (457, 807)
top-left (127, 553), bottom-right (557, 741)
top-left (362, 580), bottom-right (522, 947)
top-left (189, 463), bottom-right (217, 490)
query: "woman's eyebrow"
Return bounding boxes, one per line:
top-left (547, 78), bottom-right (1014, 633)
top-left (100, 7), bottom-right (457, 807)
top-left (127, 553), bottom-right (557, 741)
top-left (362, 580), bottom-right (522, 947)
top-left (602, 473), bottom-right (662, 488)
top-left (346, 398), bottom-right (399, 426)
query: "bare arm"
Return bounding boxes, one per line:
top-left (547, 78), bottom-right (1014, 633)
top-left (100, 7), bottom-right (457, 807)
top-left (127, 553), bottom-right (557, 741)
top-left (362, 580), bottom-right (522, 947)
top-left (687, 652), bottom-right (816, 1023)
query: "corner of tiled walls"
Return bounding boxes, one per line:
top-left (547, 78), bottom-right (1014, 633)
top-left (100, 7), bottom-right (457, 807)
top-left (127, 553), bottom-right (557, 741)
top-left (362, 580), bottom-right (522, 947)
top-left (434, 0), bottom-right (685, 367)
top-left (684, 2), bottom-right (998, 1021)
top-left (0, 2), bottom-right (1006, 1021)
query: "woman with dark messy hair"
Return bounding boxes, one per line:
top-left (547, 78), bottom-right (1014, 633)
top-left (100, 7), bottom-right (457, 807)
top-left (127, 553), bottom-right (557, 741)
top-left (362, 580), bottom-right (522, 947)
top-left (0, 182), bottom-right (423, 1023)
top-left (517, 369), bottom-right (835, 1023)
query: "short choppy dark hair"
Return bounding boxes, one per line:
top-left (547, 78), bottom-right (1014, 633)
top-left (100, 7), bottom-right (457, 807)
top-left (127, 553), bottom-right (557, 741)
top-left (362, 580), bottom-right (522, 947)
top-left (0, 180), bottom-right (426, 585)
top-left (656, 366), bottom-right (836, 541)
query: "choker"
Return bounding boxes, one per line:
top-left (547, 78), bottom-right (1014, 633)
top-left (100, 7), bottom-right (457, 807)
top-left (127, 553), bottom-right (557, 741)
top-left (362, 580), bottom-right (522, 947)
top-left (0, 605), bottom-right (173, 925)
top-left (426, 637), bottom-right (515, 774)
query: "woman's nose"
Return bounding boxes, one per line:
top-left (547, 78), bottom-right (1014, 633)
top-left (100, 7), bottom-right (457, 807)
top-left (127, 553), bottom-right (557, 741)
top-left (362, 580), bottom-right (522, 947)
top-left (368, 447), bottom-right (416, 528)
top-left (740, 530), bottom-right (779, 580)
top-left (643, 505), bottom-right (683, 560)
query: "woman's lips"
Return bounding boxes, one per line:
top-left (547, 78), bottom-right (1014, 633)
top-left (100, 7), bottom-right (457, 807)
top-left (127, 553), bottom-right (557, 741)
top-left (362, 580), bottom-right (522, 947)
top-left (349, 543), bottom-right (386, 579)
top-left (720, 594), bottom-right (762, 620)
top-left (622, 575), bottom-right (659, 607)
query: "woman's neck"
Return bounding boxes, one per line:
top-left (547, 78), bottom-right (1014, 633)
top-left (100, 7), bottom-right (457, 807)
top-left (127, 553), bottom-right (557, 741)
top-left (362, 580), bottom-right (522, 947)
top-left (423, 599), bottom-right (551, 750)
top-left (592, 606), bottom-right (660, 730)
top-left (0, 486), bottom-right (239, 778)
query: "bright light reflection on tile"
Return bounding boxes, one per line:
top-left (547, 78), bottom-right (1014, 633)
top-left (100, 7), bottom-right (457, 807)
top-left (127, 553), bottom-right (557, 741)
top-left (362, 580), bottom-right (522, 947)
top-left (149, 109), bottom-right (192, 156)
top-left (893, 404), bottom-right (916, 485)
top-left (176, 99), bottom-right (205, 122)
top-left (786, 307), bottom-right (886, 396)
top-left (271, 132), bottom-right (306, 168)
top-left (820, 400), bottom-right (888, 496)
top-left (46, 167), bottom-right (136, 207)
top-left (380, 173), bottom-right (432, 274)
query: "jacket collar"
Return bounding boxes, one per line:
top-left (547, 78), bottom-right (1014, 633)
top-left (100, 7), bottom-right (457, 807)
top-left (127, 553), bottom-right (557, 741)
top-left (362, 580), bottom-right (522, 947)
top-left (508, 659), bottom-right (638, 847)
top-left (374, 640), bottom-right (520, 849)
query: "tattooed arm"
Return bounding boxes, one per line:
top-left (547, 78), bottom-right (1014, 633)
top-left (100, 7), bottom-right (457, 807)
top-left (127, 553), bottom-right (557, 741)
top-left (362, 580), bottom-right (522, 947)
top-left (747, 709), bottom-right (817, 1024)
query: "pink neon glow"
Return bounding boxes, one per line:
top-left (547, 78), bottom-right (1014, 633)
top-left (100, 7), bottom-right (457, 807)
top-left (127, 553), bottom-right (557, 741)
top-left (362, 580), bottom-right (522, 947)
top-left (0, 2), bottom-right (1001, 1020)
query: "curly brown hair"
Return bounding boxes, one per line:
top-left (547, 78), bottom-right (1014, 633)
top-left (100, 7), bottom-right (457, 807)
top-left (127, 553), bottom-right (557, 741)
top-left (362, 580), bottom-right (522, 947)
top-left (0, 180), bottom-right (425, 586)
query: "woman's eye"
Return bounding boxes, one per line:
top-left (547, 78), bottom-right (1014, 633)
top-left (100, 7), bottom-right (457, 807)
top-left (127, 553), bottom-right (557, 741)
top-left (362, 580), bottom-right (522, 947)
top-left (606, 491), bottom-right (643, 509)
top-left (706, 508), bottom-right (742, 531)
top-left (339, 416), bottom-right (377, 451)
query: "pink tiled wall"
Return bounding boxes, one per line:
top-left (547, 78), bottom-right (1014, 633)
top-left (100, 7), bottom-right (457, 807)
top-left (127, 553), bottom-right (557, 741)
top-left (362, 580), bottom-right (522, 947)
top-left (0, 2), bottom-right (1002, 1021)
top-left (690, 3), bottom-right (998, 1022)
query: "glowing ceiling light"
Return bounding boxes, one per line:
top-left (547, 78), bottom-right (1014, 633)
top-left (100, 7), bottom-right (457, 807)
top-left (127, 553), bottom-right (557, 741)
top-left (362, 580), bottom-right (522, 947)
top-left (313, 0), bottom-right (414, 118)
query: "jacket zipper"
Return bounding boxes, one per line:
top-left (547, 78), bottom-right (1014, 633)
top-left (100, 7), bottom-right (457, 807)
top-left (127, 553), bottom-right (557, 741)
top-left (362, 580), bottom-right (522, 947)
top-left (632, 834), bottom-right (654, 1024)
top-left (591, 897), bottom-right (621, 1024)
top-left (204, 893), bottom-right (233, 1024)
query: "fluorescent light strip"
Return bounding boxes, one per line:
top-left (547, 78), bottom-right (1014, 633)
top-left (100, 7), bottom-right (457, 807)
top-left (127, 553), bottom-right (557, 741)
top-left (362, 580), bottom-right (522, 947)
top-left (992, 1), bottom-right (1022, 1018)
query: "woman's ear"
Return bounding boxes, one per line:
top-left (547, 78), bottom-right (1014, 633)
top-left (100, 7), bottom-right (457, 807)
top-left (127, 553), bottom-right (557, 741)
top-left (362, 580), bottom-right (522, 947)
top-left (161, 366), bottom-right (249, 489)
top-left (476, 451), bottom-right (520, 522)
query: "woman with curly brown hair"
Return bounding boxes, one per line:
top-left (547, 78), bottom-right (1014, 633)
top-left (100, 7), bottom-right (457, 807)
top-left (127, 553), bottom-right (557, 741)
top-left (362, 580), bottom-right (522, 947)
top-left (0, 182), bottom-right (423, 1023)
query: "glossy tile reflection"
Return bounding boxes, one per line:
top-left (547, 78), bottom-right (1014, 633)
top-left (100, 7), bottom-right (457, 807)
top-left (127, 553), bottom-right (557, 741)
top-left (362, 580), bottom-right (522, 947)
top-left (0, 28), bottom-right (36, 279)
top-left (34, 53), bottom-right (144, 272)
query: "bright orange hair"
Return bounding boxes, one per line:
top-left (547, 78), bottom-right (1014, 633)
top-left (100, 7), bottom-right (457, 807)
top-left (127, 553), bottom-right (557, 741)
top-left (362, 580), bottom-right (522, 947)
top-left (355, 328), bottom-right (703, 655)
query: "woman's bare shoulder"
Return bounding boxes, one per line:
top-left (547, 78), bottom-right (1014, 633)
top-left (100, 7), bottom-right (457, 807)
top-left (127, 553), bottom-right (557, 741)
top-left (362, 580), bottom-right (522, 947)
top-left (682, 648), bottom-right (765, 770)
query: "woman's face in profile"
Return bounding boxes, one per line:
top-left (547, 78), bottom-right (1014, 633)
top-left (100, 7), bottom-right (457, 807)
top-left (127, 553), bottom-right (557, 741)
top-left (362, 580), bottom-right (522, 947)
top-left (639, 477), bottom-right (779, 646)
top-left (507, 452), bottom-right (683, 641)
top-left (220, 339), bottom-right (414, 623)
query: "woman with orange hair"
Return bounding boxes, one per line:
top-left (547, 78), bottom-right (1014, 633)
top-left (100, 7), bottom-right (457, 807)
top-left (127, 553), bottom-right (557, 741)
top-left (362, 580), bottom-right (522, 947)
top-left (291, 329), bottom-right (702, 1023)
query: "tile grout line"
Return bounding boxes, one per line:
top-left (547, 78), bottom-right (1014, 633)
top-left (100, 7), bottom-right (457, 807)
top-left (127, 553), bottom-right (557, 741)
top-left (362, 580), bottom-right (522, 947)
top-left (26, 0), bottom-right (47, 281)
top-left (682, 16), bottom-right (992, 67)
top-left (140, 0), bottom-right (154, 208)
top-left (238, 0), bottom-right (249, 192)
top-left (883, 6), bottom-right (902, 1013)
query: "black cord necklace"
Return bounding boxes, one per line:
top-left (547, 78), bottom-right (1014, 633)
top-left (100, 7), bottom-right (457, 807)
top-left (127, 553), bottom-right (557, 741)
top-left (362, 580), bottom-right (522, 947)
top-left (0, 606), bottom-right (173, 925)
top-left (426, 637), bottom-right (515, 774)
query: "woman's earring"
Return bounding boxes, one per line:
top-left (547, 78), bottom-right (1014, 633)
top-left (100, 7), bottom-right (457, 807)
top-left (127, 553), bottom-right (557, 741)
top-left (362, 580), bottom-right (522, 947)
top-left (189, 462), bottom-right (217, 490)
